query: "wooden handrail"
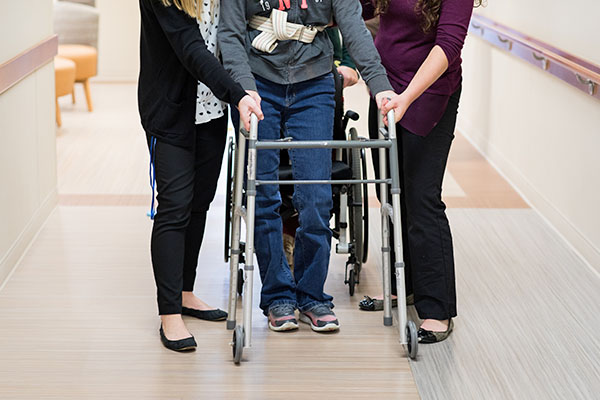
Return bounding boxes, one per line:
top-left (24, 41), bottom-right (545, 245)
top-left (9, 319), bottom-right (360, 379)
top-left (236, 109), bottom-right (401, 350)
top-left (469, 14), bottom-right (600, 100)
top-left (0, 35), bottom-right (58, 96)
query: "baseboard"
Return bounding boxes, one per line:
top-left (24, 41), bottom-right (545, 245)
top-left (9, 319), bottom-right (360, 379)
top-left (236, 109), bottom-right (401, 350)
top-left (0, 189), bottom-right (58, 290)
top-left (457, 118), bottom-right (600, 277)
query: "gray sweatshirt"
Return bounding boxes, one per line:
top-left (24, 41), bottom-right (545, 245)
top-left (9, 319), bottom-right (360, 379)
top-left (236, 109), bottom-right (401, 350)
top-left (218, 0), bottom-right (393, 95)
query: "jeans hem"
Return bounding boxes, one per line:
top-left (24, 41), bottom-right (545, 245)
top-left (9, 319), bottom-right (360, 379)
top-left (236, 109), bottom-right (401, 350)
top-left (263, 299), bottom-right (297, 315)
top-left (298, 299), bottom-right (334, 313)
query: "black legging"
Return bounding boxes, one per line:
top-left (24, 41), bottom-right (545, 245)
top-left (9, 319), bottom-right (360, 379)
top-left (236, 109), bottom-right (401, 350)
top-left (148, 113), bottom-right (228, 315)
top-left (369, 88), bottom-right (460, 321)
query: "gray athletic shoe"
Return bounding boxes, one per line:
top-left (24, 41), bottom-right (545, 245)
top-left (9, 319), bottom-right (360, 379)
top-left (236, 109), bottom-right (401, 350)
top-left (300, 304), bottom-right (340, 332)
top-left (268, 303), bottom-right (299, 332)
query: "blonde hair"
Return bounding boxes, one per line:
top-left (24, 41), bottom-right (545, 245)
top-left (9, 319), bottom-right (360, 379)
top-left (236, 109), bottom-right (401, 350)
top-left (160, 0), bottom-right (214, 20)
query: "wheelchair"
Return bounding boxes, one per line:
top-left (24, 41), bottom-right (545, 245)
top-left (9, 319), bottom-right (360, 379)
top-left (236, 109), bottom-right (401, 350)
top-left (223, 71), bottom-right (370, 297)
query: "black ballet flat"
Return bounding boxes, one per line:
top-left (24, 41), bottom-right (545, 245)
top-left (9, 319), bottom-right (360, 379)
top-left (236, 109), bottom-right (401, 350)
top-left (358, 294), bottom-right (414, 311)
top-left (182, 307), bottom-right (228, 321)
top-left (418, 319), bottom-right (454, 344)
top-left (159, 326), bottom-right (197, 352)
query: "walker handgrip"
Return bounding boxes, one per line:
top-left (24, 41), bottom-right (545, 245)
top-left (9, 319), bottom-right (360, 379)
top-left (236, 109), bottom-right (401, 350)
top-left (250, 113), bottom-right (259, 137)
top-left (377, 106), bottom-right (396, 138)
top-left (386, 109), bottom-right (395, 124)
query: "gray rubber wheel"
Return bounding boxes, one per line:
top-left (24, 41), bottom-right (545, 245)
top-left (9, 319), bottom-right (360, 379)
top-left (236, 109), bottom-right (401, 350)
top-left (406, 320), bottom-right (418, 359)
top-left (232, 325), bottom-right (244, 364)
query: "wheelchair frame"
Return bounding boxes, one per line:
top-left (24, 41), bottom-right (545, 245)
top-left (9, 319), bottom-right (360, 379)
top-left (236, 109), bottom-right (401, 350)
top-left (227, 111), bottom-right (418, 364)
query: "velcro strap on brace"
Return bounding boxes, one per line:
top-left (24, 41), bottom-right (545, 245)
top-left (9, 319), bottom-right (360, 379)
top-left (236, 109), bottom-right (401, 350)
top-left (249, 9), bottom-right (326, 53)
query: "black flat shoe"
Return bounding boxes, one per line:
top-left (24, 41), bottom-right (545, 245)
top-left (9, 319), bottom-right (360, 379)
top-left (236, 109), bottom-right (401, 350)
top-left (159, 326), bottom-right (197, 352)
top-left (418, 319), bottom-right (453, 344)
top-left (358, 295), bottom-right (414, 311)
top-left (182, 306), bottom-right (228, 321)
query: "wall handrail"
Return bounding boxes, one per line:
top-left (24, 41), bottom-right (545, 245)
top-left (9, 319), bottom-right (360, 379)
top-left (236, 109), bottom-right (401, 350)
top-left (0, 35), bottom-right (58, 96)
top-left (468, 14), bottom-right (600, 100)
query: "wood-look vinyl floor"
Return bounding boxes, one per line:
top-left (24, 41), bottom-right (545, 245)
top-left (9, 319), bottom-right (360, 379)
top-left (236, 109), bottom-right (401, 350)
top-left (0, 205), bottom-right (419, 399)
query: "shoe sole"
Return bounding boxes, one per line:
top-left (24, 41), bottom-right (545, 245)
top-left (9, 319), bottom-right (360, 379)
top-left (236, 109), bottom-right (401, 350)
top-left (161, 342), bottom-right (197, 352)
top-left (268, 320), bottom-right (299, 332)
top-left (173, 346), bottom-right (197, 352)
top-left (299, 314), bottom-right (339, 332)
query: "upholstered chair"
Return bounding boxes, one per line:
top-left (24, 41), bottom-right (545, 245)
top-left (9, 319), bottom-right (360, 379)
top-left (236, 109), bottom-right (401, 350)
top-left (54, 0), bottom-right (99, 111)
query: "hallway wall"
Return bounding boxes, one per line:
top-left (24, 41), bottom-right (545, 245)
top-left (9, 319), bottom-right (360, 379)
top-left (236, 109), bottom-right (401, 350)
top-left (459, 0), bottom-right (600, 271)
top-left (0, 0), bottom-right (57, 284)
top-left (95, 0), bottom-right (140, 81)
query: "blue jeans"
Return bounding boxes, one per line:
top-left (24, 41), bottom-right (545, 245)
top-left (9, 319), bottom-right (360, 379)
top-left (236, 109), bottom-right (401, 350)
top-left (254, 73), bottom-right (335, 314)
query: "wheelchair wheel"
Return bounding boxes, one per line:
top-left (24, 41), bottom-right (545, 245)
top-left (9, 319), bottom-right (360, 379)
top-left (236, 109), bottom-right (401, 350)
top-left (348, 267), bottom-right (356, 296)
top-left (237, 268), bottom-right (244, 296)
top-left (360, 147), bottom-right (369, 264)
top-left (349, 128), bottom-right (365, 266)
top-left (224, 137), bottom-right (235, 263)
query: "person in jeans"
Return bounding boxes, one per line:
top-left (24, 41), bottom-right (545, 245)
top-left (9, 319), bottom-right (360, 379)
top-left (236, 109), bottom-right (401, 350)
top-left (138, 0), bottom-right (262, 351)
top-left (359, 0), bottom-right (480, 344)
top-left (219, 0), bottom-right (395, 332)
top-left (281, 27), bottom-right (359, 272)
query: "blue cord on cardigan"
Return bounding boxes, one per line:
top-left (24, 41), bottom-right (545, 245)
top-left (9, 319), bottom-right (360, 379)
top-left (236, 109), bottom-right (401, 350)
top-left (147, 136), bottom-right (157, 220)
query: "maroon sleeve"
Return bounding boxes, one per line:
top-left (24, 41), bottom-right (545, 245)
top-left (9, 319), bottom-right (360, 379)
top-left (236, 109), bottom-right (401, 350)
top-left (435, 0), bottom-right (474, 65)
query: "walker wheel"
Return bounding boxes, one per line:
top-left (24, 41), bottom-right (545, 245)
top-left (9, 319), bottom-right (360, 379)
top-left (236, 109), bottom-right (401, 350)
top-left (406, 320), bottom-right (418, 359)
top-left (348, 268), bottom-right (356, 296)
top-left (237, 268), bottom-right (244, 296)
top-left (232, 325), bottom-right (244, 364)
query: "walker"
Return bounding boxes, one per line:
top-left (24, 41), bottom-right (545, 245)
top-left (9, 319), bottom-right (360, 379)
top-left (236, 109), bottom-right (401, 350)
top-left (226, 111), bottom-right (418, 364)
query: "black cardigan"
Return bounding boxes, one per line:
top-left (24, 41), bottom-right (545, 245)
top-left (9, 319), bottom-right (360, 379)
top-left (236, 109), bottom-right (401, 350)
top-left (138, 0), bottom-right (246, 145)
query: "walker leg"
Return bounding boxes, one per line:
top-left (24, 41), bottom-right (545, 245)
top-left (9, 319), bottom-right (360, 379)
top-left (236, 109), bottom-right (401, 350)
top-left (227, 130), bottom-right (247, 330)
top-left (242, 114), bottom-right (259, 350)
top-left (387, 110), bottom-right (410, 347)
top-left (378, 114), bottom-right (393, 327)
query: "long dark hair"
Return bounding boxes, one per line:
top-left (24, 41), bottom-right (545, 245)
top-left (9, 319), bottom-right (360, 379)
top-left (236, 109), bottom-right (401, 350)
top-left (375, 0), bottom-right (484, 34)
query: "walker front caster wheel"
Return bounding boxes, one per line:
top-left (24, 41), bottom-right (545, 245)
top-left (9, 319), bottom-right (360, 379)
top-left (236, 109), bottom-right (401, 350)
top-left (406, 320), bottom-right (418, 359)
top-left (232, 325), bottom-right (244, 364)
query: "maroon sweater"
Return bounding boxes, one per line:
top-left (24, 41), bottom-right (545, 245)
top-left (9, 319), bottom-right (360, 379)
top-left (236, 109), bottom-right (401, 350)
top-left (361, 0), bottom-right (474, 136)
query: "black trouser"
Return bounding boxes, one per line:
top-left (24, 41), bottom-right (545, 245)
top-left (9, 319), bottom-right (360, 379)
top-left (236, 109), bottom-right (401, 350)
top-left (148, 113), bottom-right (228, 315)
top-left (368, 88), bottom-right (460, 320)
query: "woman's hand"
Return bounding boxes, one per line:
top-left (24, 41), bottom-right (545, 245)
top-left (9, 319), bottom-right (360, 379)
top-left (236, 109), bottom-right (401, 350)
top-left (381, 93), bottom-right (411, 125)
top-left (337, 66), bottom-right (359, 88)
top-left (237, 93), bottom-right (264, 132)
top-left (375, 90), bottom-right (397, 110)
top-left (246, 90), bottom-right (262, 107)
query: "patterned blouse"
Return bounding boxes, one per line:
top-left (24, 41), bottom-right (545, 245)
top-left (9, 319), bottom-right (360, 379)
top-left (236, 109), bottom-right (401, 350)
top-left (195, 0), bottom-right (227, 125)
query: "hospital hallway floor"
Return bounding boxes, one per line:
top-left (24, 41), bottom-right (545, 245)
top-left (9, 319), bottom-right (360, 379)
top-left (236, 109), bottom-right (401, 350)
top-left (0, 82), bottom-right (598, 399)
